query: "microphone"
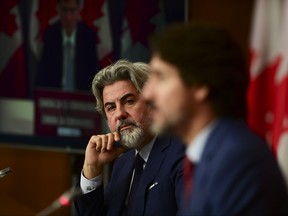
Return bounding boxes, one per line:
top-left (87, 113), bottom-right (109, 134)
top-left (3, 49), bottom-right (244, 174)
top-left (0, 167), bottom-right (12, 178)
top-left (36, 186), bottom-right (82, 216)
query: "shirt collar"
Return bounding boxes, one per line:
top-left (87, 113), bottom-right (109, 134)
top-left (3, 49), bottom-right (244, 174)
top-left (135, 136), bottom-right (156, 163)
top-left (62, 27), bottom-right (76, 46)
top-left (186, 120), bottom-right (217, 163)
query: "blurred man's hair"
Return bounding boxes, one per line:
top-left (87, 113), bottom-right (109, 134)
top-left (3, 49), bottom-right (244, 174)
top-left (149, 23), bottom-right (249, 119)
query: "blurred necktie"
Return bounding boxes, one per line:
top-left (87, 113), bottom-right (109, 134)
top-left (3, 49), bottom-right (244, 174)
top-left (126, 153), bottom-right (145, 215)
top-left (63, 40), bottom-right (74, 91)
top-left (183, 155), bottom-right (194, 206)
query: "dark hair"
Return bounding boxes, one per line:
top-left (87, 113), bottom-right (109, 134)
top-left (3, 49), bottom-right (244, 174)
top-left (149, 23), bottom-right (249, 119)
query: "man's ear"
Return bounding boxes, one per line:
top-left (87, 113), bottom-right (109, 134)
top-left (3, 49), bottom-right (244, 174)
top-left (192, 85), bottom-right (209, 102)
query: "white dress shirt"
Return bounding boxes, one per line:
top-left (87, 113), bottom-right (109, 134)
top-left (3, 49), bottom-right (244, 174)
top-left (186, 120), bottom-right (217, 164)
top-left (62, 28), bottom-right (76, 88)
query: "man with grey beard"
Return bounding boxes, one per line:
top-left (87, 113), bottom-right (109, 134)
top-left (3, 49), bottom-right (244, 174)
top-left (74, 60), bottom-right (185, 216)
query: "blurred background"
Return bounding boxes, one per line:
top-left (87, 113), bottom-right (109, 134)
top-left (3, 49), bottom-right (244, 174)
top-left (1, 0), bottom-right (288, 215)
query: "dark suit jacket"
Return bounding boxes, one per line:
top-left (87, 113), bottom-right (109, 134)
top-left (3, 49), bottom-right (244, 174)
top-left (36, 21), bottom-right (99, 91)
top-left (74, 135), bottom-right (185, 216)
top-left (180, 118), bottom-right (288, 216)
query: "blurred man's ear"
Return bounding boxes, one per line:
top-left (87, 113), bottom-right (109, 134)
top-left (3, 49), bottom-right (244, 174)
top-left (192, 85), bottom-right (209, 102)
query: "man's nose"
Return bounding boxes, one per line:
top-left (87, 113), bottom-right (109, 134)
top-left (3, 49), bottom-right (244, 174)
top-left (115, 106), bottom-right (127, 120)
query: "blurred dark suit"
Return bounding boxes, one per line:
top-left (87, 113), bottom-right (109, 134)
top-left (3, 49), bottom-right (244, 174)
top-left (180, 118), bottom-right (288, 215)
top-left (36, 21), bottom-right (99, 91)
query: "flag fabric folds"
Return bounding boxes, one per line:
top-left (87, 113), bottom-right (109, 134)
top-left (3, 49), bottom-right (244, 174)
top-left (80, 0), bottom-right (113, 68)
top-left (0, 0), bottom-right (27, 98)
top-left (29, 0), bottom-right (58, 59)
top-left (118, 0), bottom-right (185, 62)
top-left (248, 0), bottom-right (288, 186)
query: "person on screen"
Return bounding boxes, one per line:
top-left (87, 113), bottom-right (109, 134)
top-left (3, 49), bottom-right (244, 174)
top-left (36, 0), bottom-right (99, 92)
top-left (143, 23), bottom-right (288, 215)
top-left (73, 59), bottom-right (185, 215)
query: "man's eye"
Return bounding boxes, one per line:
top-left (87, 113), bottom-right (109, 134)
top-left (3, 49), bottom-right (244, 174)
top-left (106, 106), bottom-right (115, 112)
top-left (125, 99), bottom-right (135, 105)
top-left (152, 71), bottom-right (166, 81)
top-left (155, 74), bottom-right (165, 81)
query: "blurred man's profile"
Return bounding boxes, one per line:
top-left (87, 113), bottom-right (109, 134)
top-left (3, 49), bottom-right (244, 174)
top-left (143, 23), bottom-right (288, 215)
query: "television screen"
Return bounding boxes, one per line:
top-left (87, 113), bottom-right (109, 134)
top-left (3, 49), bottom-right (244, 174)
top-left (0, 89), bottom-right (102, 153)
top-left (0, 0), bottom-right (185, 153)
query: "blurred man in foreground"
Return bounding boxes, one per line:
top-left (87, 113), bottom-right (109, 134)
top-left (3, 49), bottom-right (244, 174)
top-left (143, 23), bottom-right (288, 215)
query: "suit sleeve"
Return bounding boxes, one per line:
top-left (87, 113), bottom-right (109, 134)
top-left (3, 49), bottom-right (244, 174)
top-left (35, 23), bottom-right (62, 89)
top-left (206, 142), bottom-right (288, 215)
top-left (74, 185), bottom-right (107, 216)
top-left (35, 29), bottom-right (51, 87)
top-left (75, 22), bottom-right (99, 91)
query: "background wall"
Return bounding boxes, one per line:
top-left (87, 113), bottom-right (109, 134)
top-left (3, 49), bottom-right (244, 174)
top-left (0, 147), bottom-right (73, 215)
top-left (189, 0), bottom-right (254, 60)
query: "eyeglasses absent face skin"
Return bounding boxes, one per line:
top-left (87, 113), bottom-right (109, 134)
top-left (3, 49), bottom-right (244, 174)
top-left (143, 54), bottom-right (210, 144)
top-left (103, 80), bottom-right (153, 150)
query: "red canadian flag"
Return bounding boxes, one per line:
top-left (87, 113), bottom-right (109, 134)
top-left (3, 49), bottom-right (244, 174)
top-left (248, 0), bottom-right (288, 186)
top-left (120, 0), bottom-right (162, 61)
top-left (30, 0), bottom-right (112, 67)
top-left (0, 0), bottom-right (27, 98)
top-left (80, 0), bottom-right (113, 67)
top-left (29, 0), bottom-right (58, 58)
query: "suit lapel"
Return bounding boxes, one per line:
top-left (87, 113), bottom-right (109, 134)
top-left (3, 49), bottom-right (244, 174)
top-left (142, 136), bottom-right (169, 185)
top-left (133, 136), bottom-right (171, 215)
top-left (201, 118), bottom-right (232, 159)
top-left (109, 151), bottom-right (135, 215)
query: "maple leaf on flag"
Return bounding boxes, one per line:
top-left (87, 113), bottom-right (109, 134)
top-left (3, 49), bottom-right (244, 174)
top-left (0, 0), bottom-right (18, 37)
top-left (35, 0), bottom-right (58, 41)
top-left (248, 0), bottom-right (288, 186)
top-left (80, 0), bottom-right (113, 67)
top-left (124, 0), bottom-right (160, 46)
top-left (29, 0), bottom-right (59, 58)
top-left (247, 52), bottom-right (280, 144)
top-left (0, 0), bottom-right (27, 98)
top-left (80, 0), bottom-right (106, 44)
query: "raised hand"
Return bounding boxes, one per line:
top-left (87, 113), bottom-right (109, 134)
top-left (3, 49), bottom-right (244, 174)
top-left (83, 131), bottom-right (127, 179)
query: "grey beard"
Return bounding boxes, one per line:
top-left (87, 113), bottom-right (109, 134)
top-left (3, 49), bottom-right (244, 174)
top-left (119, 126), bottom-right (143, 149)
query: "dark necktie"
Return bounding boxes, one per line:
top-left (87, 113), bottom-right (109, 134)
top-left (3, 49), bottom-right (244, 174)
top-left (183, 155), bottom-right (194, 206)
top-left (126, 153), bottom-right (145, 215)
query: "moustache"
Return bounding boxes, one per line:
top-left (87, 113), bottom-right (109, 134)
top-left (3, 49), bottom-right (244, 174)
top-left (116, 119), bottom-right (138, 132)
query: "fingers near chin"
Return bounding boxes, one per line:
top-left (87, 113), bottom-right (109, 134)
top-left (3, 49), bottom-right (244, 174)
top-left (106, 133), bottom-right (115, 150)
top-left (113, 131), bottom-right (121, 142)
top-left (94, 135), bottom-right (103, 151)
